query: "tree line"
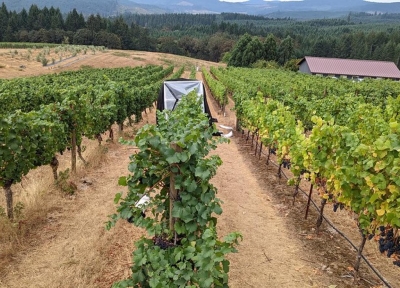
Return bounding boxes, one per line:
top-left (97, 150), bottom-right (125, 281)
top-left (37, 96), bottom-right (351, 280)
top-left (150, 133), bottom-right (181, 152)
top-left (122, 12), bottom-right (400, 67)
top-left (1, 2), bottom-right (400, 67)
top-left (0, 3), bottom-right (154, 50)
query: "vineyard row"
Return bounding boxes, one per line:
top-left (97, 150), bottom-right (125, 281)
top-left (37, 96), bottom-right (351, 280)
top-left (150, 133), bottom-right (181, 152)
top-left (203, 67), bottom-right (400, 279)
top-left (1, 65), bottom-right (185, 219)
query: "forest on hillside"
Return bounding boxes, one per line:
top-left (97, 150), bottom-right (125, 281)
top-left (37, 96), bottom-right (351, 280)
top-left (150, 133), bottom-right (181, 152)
top-left (1, 2), bottom-right (400, 66)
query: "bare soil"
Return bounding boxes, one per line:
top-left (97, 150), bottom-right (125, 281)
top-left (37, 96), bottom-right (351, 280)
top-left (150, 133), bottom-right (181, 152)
top-left (0, 48), bottom-right (223, 79)
top-left (0, 48), bottom-right (398, 288)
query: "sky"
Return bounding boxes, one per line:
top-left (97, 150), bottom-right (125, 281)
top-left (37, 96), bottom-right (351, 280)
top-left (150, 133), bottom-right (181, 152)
top-left (219, 0), bottom-right (400, 2)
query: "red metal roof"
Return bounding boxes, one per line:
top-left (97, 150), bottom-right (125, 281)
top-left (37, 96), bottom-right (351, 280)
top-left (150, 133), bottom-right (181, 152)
top-left (300, 56), bottom-right (400, 79)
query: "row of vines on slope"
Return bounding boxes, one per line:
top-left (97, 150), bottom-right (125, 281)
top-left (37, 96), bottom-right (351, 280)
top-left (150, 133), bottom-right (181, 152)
top-left (208, 67), bottom-right (400, 283)
top-left (0, 65), bottom-right (184, 219)
top-left (107, 93), bottom-right (241, 287)
top-left (201, 68), bottom-right (227, 113)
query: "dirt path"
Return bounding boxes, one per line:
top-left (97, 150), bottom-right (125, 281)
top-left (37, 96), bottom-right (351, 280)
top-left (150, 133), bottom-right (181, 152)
top-left (201, 72), bottom-right (389, 287)
top-left (0, 62), bottom-right (392, 288)
top-left (202, 73), bottom-right (328, 287)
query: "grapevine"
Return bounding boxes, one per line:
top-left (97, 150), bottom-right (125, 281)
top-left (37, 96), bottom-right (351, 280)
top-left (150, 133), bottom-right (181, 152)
top-left (107, 93), bottom-right (241, 287)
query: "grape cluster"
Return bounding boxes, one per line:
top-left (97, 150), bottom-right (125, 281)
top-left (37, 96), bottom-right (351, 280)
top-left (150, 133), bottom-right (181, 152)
top-left (153, 236), bottom-right (175, 250)
top-left (377, 227), bottom-right (400, 265)
top-left (282, 159), bottom-right (291, 169)
top-left (332, 202), bottom-right (345, 212)
top-left (269, 147), bottom-right (277, 155)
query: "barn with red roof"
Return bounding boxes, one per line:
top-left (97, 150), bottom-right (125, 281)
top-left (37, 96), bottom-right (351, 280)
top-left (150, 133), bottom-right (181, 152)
top-left (298, 56), bottom-right (400, 81)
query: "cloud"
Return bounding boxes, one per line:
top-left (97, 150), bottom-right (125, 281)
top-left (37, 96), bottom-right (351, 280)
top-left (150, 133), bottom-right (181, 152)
top-left (220, 0), bottom-right (304, 2)
top-left (219, 0), bottom-right (249, 2)
top-left (364, 0), bottom-right (400, 2)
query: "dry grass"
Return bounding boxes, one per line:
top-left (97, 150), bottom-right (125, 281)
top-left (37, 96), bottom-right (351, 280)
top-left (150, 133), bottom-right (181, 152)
top-left (132, 56), bottom-right (145, 61)
top-left (0, 47), bottom-right (102, 79)
top-left (112, 51), bottom-right (131, 58)
top-left (0, 163), bottom-right (58, 245)
top-left (0, 131), bottom-right (112, 276)
top-left (0, 47), bottom-right (225, 79)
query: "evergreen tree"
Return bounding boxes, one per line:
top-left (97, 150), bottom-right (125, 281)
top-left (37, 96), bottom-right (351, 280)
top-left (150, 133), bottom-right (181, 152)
top-left (382, 40), bottom-right (396, 62)
top-left (350, 32), bottom-right (368, 59)
top-left (18, 8), bottom-right (28, 30)
top-left (0, 2), bottom-right (9, 40)
top-left (49, 7), bottom-right (64, 30)
top-left (65, 9), bottom-right (85, 32)
top-left (3, 25), bottom-right (14, 42)
top-left (242, 37), bottom-right (264, 67)
top-left (109, 16), bottom-right (132, 49)
top-left (87, 14), bottom-right (106, 37)
top-left (131, 23), bottom-right (155, 51)
top-left (337, 34), bottom-right (352, 58)
top-left (27, 4), bottom-right (41, 30)
top-left (40, 7), bottom-right (51, 30)
top-left (311, 37), bottom-right (331, 57)
top-left (7, 12), bottom-right (19, 34)
top-left (372, 45), bottom-right (384, 60)
top-left (263, 34), bottom-right (277, 62)
top-left (228, 33), bottom-right (252, 67)
top-left (277, 36), bottom-right (294, 65)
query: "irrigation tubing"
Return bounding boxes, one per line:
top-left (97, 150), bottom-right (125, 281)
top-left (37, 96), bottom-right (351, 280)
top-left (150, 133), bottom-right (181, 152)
top-left (242, 130), bottom-right (393, 288)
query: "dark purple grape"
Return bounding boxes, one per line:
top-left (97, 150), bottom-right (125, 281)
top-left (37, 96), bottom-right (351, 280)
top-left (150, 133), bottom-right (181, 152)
top-left (379, 238), bottom-right (386, 253)
top-left (153, 235), bottom-right (175, 250)
top-left (387, 247), bottom-right (396, 258)
top-left (333, 203), bottom-right (339, 212)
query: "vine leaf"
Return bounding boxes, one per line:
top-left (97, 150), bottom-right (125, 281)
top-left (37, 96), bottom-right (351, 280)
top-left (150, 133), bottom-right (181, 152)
top-left (118, 176), bottom-right (127, 186)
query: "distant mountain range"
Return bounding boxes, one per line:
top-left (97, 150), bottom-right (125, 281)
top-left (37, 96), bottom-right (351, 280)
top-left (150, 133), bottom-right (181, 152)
top-left (2, 0), bottom-right (400, 17)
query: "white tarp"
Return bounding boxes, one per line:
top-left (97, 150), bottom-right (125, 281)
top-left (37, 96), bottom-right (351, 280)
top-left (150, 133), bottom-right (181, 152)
top-left (163, 80), bottom-right (205, 111)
